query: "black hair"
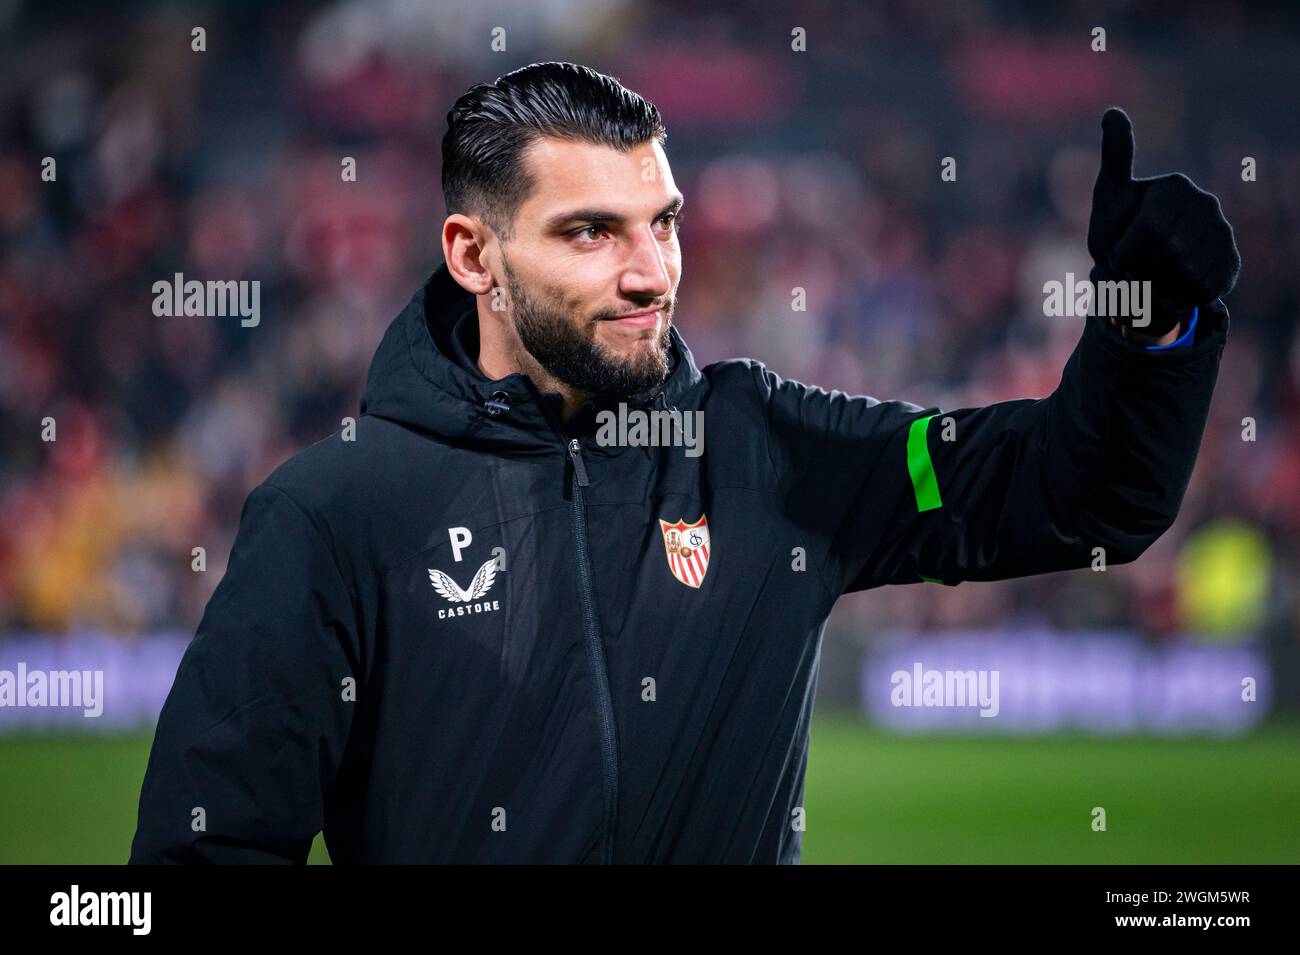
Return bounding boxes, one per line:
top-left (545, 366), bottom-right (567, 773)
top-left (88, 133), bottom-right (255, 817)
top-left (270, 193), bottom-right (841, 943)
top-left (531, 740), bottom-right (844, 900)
top-left (441, 61), bottom-right (667, 241)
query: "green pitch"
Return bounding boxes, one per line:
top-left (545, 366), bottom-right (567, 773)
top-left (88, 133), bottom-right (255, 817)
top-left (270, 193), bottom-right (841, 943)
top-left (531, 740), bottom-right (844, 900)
top-left (803, 713), bottom-right (1300, 863)
top-left (2, 713), bottom-right (1297, 864)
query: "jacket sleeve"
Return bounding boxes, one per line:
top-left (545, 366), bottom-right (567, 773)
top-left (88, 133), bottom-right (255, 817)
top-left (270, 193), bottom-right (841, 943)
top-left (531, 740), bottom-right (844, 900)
top-left (129, 482), bottom-right (360, 863)
top-left (755, 302), bottom-right (1230, 597)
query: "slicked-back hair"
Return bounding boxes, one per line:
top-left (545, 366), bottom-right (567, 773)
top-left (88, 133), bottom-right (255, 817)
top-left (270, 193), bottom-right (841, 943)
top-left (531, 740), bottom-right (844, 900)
top-left (442, 61), bottom-right (667, 242)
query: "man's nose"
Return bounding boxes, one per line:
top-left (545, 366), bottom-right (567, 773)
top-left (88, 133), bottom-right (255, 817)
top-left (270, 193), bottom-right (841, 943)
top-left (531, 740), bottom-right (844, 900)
top-left (620, 227), bottom-right (673, 299)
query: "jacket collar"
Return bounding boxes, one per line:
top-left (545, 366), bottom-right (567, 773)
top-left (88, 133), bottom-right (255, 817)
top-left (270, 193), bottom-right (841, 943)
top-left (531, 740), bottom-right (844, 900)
top-left (360, 263), bottom-right (703, 454)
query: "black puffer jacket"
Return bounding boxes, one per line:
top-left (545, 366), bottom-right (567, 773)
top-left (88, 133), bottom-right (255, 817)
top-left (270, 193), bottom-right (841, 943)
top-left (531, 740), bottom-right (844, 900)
top-left (130, 264), bottom-right (1228, 863)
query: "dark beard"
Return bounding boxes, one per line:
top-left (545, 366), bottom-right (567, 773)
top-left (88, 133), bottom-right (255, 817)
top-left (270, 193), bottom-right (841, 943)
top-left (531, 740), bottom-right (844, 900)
top-left (502, 252), bottom-right (672, 397)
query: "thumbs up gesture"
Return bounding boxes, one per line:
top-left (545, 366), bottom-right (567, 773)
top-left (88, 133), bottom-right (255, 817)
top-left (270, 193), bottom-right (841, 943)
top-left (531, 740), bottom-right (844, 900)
top-left (1087, 107), bottom-right (1241, 340)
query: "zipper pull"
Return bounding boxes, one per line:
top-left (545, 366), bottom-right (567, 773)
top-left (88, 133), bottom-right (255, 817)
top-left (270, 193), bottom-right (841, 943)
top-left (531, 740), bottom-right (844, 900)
top-left (567, 438), bottom-right (590, 487)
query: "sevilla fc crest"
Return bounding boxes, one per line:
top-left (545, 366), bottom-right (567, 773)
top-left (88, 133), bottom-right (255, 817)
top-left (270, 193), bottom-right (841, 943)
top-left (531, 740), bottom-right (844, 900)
top-left (659, 514), bottom-right (711, 588)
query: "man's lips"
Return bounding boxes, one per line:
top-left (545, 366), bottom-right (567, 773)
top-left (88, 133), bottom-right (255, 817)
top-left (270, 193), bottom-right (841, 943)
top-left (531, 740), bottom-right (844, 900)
top-left (604, 307), bottom-right (662, 328)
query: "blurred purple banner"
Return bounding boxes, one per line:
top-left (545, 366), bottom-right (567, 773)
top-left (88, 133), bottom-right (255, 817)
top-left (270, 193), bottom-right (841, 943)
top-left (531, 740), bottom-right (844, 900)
top-left (0, 633), bottom-right (188, 732)
top-left (863, 629), bottom-right (1268, 735)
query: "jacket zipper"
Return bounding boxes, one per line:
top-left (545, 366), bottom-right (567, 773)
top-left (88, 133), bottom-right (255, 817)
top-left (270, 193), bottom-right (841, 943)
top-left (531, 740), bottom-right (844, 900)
top-left (566, 436), bottom-right (618, 863)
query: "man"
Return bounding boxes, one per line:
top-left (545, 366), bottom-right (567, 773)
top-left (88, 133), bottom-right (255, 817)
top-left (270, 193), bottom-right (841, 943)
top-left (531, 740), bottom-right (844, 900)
top-left (131, 62), bottom-right (1238, 863)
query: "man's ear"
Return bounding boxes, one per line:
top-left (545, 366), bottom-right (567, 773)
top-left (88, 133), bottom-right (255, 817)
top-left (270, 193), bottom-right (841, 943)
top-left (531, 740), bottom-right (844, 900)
top-left (442, 214), bottom-right (496, 296)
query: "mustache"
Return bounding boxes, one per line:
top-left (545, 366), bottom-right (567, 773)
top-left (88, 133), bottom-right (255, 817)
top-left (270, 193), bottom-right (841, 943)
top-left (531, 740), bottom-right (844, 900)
top-left (595, 300), bottom-right (674, 321)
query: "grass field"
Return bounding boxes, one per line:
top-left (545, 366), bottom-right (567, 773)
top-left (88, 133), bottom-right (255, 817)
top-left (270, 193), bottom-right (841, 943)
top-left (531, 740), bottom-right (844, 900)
top-left (2, 713), bottom-right (1297, 864)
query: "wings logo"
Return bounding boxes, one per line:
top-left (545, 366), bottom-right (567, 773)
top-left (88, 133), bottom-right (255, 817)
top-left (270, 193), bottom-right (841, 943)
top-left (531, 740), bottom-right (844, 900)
top-left (428, 558), bottom-right (502, 619)
top-left (659, 514), bottom-right (711, 588)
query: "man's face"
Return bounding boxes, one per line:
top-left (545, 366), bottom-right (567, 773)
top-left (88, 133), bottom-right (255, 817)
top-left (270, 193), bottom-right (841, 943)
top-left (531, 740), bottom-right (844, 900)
top-left (496, 136), bottom-right (683, 397)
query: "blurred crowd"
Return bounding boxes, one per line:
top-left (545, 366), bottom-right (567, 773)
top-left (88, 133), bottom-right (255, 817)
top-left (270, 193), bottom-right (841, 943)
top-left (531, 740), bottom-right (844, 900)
top-left (1, 1), bottom-right (1297, 703)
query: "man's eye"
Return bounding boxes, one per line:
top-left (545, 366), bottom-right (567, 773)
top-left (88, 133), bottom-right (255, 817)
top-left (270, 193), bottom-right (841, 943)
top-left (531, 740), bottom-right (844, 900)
top-left (571, 216), bottom-right (681, 241)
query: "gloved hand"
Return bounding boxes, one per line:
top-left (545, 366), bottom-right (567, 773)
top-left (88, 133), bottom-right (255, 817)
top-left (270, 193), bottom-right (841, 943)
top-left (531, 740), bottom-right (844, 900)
top-left (1087, 107), bottom-right (1241, 339)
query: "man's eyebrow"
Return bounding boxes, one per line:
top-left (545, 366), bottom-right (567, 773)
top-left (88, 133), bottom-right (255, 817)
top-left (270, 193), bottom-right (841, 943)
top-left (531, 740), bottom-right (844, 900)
top-left (546, 195), bottom-right (685, 231)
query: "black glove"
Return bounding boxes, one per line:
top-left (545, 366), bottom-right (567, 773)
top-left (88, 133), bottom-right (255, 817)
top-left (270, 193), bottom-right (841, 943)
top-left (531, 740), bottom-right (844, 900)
top-left (1087, 107), bottom-right (1241, 339)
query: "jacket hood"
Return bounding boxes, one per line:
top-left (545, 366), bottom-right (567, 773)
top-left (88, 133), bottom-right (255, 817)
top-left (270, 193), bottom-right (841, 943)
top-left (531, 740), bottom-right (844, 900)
top-left (360, 263), bottom-right (704, 453)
